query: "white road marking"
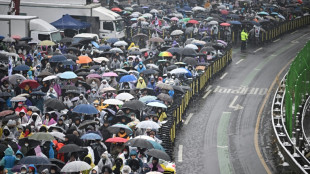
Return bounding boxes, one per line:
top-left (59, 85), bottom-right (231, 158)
top-left (205, 85), bottom-right (212, 92)
top-left (184, 113), bottom-right (194, 125)
top-left (178, 145), bottom-right (183, 162)
top-left (235, 59), bottom-right (244, 64)
top-left (273, 39), bottom-right (280, 43)
top-left (217, 145), bottom-right (228, 148)
top-left (291, 30), bottom-right (298, 34)
top-left (203, 90), bottom-right (212, 99)
top-left (220, 73), bottom-right (228, 80)
top-left (229, 96), bottom-right (243, 111)
top-left (253, 47), bottom-right (263, 53)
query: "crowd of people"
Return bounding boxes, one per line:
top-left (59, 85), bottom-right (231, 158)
top-left (0, 0), bottom-right (308, 173)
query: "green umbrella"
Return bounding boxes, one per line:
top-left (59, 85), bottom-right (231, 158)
top-left (180, 18), bottom-right (191, 22)
top-left (147, 102), bottom-right (167, 109)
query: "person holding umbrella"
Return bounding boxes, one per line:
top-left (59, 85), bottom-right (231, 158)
top-left (125, 150), bottom-right (143, 173)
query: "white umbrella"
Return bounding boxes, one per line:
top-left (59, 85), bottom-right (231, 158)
top-left (114, 41), bottom-right (128, 47)
top-left (185, 44), bottom-right (199, 50)
top-left (50, 132), bottom-right (65, 141)
top-left (208, 21), bottom-right (218, 25)
top-left (192, 6), bottom-right (206, 11)
top-left (103, 99), bottom-right (124, 105)
top-left (10, 96), bottom-right (27, 102)
top-left (147, 102), bottom-right (167, 109)
top-left (146, 64), bottom-right (159, 69)
top-left (192, 40), bottom-right (206, 45)
top-left (170, 30), bottom-right (184, 36)
top-left (93, 57), bottom-right (109, 63)
top-left (134, 135), bottom-right (155, 141)
top-left (61, 161), bottom-right (91, 172)
top-left (110, 48), bottom-right (123, 53)
top-left (150, 9), bottom-right (159, 13)
top-left (16, 93), bottom-right (30, 98)
top-left (116, 93), bottom-right (134, 101)
top-left (143, 13), bottom-right (153, 18)
top-left (136, 120), bottom-right (161, 130)
top-left (43, 75), bottom-right (58, 82)
top-left (170, 68), bottom-right (189, 74)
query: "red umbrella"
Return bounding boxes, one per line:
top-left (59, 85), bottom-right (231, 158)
top-left (111, 8), bottom-right (122, 12)
top-left (188, 19), bottom-right (199, 24)
top-left (220, 23), bottom-right (231, 27)
top-left (220, 9), bottom-right (229, 15)
top-left (19, 79), bottom-right (40, 89)
top-left (11, 35), bottom-right (21, 40)
top-left (105, 137), bottom-right (128, 143)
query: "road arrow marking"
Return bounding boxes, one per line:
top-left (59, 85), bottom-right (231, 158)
top-left (229, 96), bottom-right (243, 111)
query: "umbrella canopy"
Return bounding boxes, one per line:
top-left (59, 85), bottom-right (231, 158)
top-left (43, 75), bottom-right (58, 82)
top-left (38, 40), bottom-right (56, 46)
top-left (116, 93), bottom-right (134, 101)
top-left (93, 57), bottom-right (109, 63)
top-left (136, 120), bottom-right (161, 130)
top-left (103, 99), bottom-right (124, 105)
top-left (0, 110), bottom-right (14, 117)
top-left (78, 120), bottom-right (97, 130)
top-left (146, 149), bottom-right (171, 161)
top-left (86, 74), bottom-right (101, 79)
top-left (19, 80), bottom-right (39, 89)
top-left (220, 22), bottom-right (231, 27)
top-left (105, 137), bottom-right (128, 143)
top-left (141, 69), bottom-right (158, 75)
top-left (119, 75), bottom-right (137, 83)
top-left (10, 96), bottom-right (27, 102)
top-left (181, 47), bottom-right (197, 56)
top-left (139, 96), bottom-right (157, 103)
top-left (188, 19), bottom-right (199, 24)
top-left (147, 102), bottom-right (167, 108)
top-left (134, 135), bottom-right (155, 141)
top-left (100, 87), bottom-right (117, 93)
top-left (110, 47), bottom-right (123, 53)
top-left (29, 132), bottom-right (55, 141)
top-left (77, 56), bottom-right (92, 64)
top-left (14, 65), bottom-right (30, 71)
top-left (108, 124), bottom-right (132, 134)
top-left (149, 37), bottom-right (164, 43)
top-left (114, 40), bottom-right (128, 46)
top-left (125, 138), bottom-right (154, 149)
top-left (59, 71), bottom-right (77, 79)
top-left (18, 156), bottom-right (51, 165)
top-left (30, 91), bottom-right (46, 96)
top-left (159, 51), bottom-right (173, 57)
top-left (170, 30), bottom-right (184, 36)
top-left (18, 138), bottom-right (40, 148)
top-left (73, 104), bottom-right (99, 115)
top-left (122, 100), bottom-right (145, 110)
top-left (37, 71), bottom-right (53, 78)
top-left (102, 72), bottom-right (118, 77)
top-left (148, 140), bottom-right (165, 151)
top-left (49, 55), bottom-right (67, 62)
top-left (185, 44), bottom-right (199, 50)
top-left (157, 93), bottom-right (173, 102)
top-left (183, 57), bottom-right (198, 66)
top-left (81, 133), bottom-right (102, 140)
top-left (44, 98), bottom-right (66, 110)
top-left (61, 161), bottom-right (91, 172)
top-left (156, 83), bottom-right (173, 90)
top-left (50, 132), bottom-right (65, 140)
top-left (59, 144), bottom-right (83, 153)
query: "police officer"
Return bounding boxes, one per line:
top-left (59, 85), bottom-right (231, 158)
top-left (241, 29), bottom-right (248, 52)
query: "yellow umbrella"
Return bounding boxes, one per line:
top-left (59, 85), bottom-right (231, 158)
top-left (38, 40), bottom-right (56, 46)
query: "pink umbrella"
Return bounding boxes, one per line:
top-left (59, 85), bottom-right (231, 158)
top-left (1, 76), bottom-right (8, 82)
top-left (102, 72), bottom-right (118, 77)
top-left (217, 40), bottom-right (227, 46)
top-left (171, 17), bottom-right (179, 21)
top-left (87, 74), bottom-right (102, 79)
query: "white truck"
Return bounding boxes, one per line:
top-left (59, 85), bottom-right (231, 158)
top-left (0, 15), bottom-right (62, 42)
top-left (0, 0), bottom-right (125, 39)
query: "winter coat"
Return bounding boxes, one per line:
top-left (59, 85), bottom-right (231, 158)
top-left (98, 153), bottom-right (113, 173)
top-left (0, 148), bottom-right (16, 172)
top-left (125, 150), bottom-right (143, 171)
top-left (43, 118), bottom-right (57, 126)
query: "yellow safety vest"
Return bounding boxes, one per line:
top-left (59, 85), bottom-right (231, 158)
top-left (241, 31), bottom-right (248, 41)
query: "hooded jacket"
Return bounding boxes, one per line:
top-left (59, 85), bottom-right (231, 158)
top-left (136, 77), bottom-right (147, 89)
top-left (98, 152), bottom-right (113, 173)
top-left (28, 164), bottom-right (38, 174)
top-left (1, 126), bottom-right (14, 140)
top-left (28, 113), bottom-right (43, 129)
top-left (0, 147), bottom-right (16, 170)
top-left (125, 150), bottom-right (143, 171)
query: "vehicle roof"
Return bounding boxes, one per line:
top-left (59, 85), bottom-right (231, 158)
top-left (0, 15), bottom-right (38, 20)
top-left (92, 7), bottom-right (122, 21)
top-left (73, 33), bottom-right (99, 38)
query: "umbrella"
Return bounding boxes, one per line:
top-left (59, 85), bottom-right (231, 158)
top-left (19, 80), bottom-right (39, 89)
top-left (59, 71), bottom-right (77, 79)
top-left (61, 161), bottom-right (91, 172)
top-left (28, 106), bottom-right (40, 112)
top-left (37, 71), bottom-right (53, 78)
top-left (122, 100), bottom-right (145, 110)
top-left (148, 140), bottom-right (165, 151)
top-left (257, 11), bottom-right (269, 16)
top-left (60, 37), bottom-right (72, 43)
top-left (49, 158), bottom-right (66, 168)
top-left (200, 46), bottom-right (215, 53)
top-left (59, 144), bottom-right (83, 153)
top-left (66, 47), bottom-right (80, 53)
top-left (147, 102), bottom-right (167, 108)
top-left (14, 65), bottom-right (30, 71)
top-left (220, 23), bottom-right (231, 27)
top-left (111, 7), bottom-right (122, 12)
top-left (100, 87), bottom-right (117, 93)
top-left (185, 44), bottom-right (199, 50)
top-left (116, 93), bottom-right (134, 101)
top-left (78, 120), bottom-right (98, 129)
top-left (124, 7), bottom-right (133, 11)
top-left (115, 69), bottom-right (128, 74)
top-left (108, 124), bottom-right (132, 134)
top-left (43, 75), bottom-right (58, 82)
top-left (150, 9), bottom-right (159, 13)
top-left (158, 51), bottom-right (173, 57)
top-left (114, 41), bottom-right (128, 46)
top-left (99, 45), bottom-right (112, 51)
top-left (107, 38), bottom-right (119, 44)
top-left (18, 138), bottom-right (40, 147)
top-left (208, 20), bottom-right (218, 25)
top-left (139, 96), bottom-right (157, 103)
top-left (2, 114), bottom-right (19, 122)
top-left (132, 33), bottom-right (149, 41)
top-left (0, 110), bottom-right (14, 117)
top-left (73, 104), bottom-right (99, 115)
top-left (10, 96), bottom-right (27, 102)
top-left (18, 156), bottom-right (51, 165)
top-left (183, 57), bottom-right (198, 66)
top-left (128, 51), bottom-right (142, 55)
top-left (170, 30), bottom-right (184, 36)
top-left (157, 93), bottom-right (173, 102)
top-left (136, 120), bottom-right (161, 130)
top-left (192, 6), bottom-right (206, 11)
top-left (141, 69), bottom-right (158, 75)
top-left (81, 133), bottom-right (102, 140)
top-left (86, 74), bottom-right (101, 79)
top-left (0, 98), bottom-right (5, 103)
top-left (62, 85), bottom-right (78, 91)
top-left (49, 55), bottom-right (67, 62)
top-left (156, 83), bottom-right (173, 90)
top-left (146, 64), bottom-right (159, 70)
top-left (228, 21), bottom-right (242, 25)
top-left (105, 137), bottom-right (128, 143)
top-left (181, 48), bottom-right (197, 56)
top-left (188, 19), bottom-right (199, 24)
top-left (93, 57), bottom-right (109, 64)
top-left (149, 37), bottom-right (164, 43)
top-left (102, 72), bottom-right (118, 77)
top-left (119, 75), bottom-right (137, 83)
top-left (3, 37), bottom-right (15, 42)
top-left (146, 149), bottom-right (171, 161)
top-left (30, 91), bottom-right (46, 96)
top-left (110, 47), bottom-right (123, 53)
top-left (44, 98), bottom-right (66, 110)
top-left (77, 56), bottom-right (92, 64)
top-left (38, 40), bottom-right (56, 46)
top-left (103, 99), bottom-right (124, 105)
top-left (29, 132), bottom-right (55, 141)
top-left (125, 138), bottom-right (154, 149)
top-left (49, 132), bottom-right (65, 140)
top-left (220, 9), bottom-right (229, 15)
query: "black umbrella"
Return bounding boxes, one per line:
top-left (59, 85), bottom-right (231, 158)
top-left (125, 138), bottom-right (154, 149)
top-left (129, 51), bottom-right (142, 55)
top-left (48, 126), bottom-right (65, 133)
top-left (30, 91), bottom-right (46, 96)
top-left (157, 93), bottom-right (173, 102)
top-left (132, 33), bottom-right (149, 42)
top-left (20, 37), bottom-right (33, 42)
top-left (181, 48), bottom-right (197, 56)
top-left (78, 37), bottom-right (94, 44)
top-left (44, 98), bottom-right (66, 110)
top-left (77, 71), bottom-right (90, 76)
top-left (16, 42), bottom-right (31, 51)
top-left (172, 86), bottom-right (185, 94)
top-left (63, 54), bottom-right (78, 61)
top-left (37, 71), bottom-right (53, 78)
top-left (200, 46), bottom-right (215, 53)
top-left (67, 47), bottom-right (80, 53)
top-left (167, 47), bottom-right (182, 55)
top-left (0, 98), bottom-right (5, 103)
top-left (65, 90), bottom-right (80, 96)
top-left (90, 65), bottom-right (100, 70)
top-left (78, 120), bottom-right (98, 130)
top-left (167, 65), bottom-right (178, 71)
top-left (2, 114), bottom-right (19, 122)
top-left (112, 115), bottom-right (131, 125)
top-left (122, 100), bottom-right (145, 111)
top-left (74, 68), bottom-right (90, 74)
top-left (0, 91), bottom-right (12, 97)
top-left (18, 138), bottom-right (40, 148)
top-left (141, 69), bottom-right (158, 75)
top-left (59, 144), bottom-right (83, 153)
top-left (145, 149), bottom-right (171, 161)
top-left (61, 85), bottom-right (78, 91)
top-left (49, 158), bottom-right (65, 168)
top-left (18, 156), bottom-right (51, 165)
top-left (182, 57), bottom-right (198, 66)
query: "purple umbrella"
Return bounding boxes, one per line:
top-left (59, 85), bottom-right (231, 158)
top-left (217, 40), bottom-right (227, 46)
top-left (102, 72), bottom-right (118, 77)
top-left (86, 74), bottom-right (102, 79)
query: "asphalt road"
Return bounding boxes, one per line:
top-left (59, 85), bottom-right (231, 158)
top-left (175, 25), bottom-right (310, 174)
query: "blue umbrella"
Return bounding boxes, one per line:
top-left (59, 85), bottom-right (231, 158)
top-left (91, 41), bottom-right (99, 49)
top-left (62, 60), bottom-right (76, 66)
top-left (108, 124), bottom-right (132, 134)
top-left (73, 104), bottom-right (99, 114)
top-left (81, 133), bottom-right (102, 140)
top-left (131, 18), bottom-right (138, 21)
top-left (183, 6), bottom-right (191, 11)
top-left (147, 140), bottom-right (165, 151)
top-left (139, 96), bottom-right (157, 103)
top-left (119, 75), bottom-right (137, 83)
top-left (59, 71), bottom-right (77, 79)
top-left (228, 21), bottom-right (242, 25)
top-left (98, 45), bottom-right (111, 51)
top-left (257, 11), bottom-right (269, 15)
top-left (106, 38), bottom-right (119, 44)
top-left (0, 36), bottom-right (4, 40)
top-left (14, 65), bottom-right (30, 71)
top-left (49, 55), bottom-right (67, 62)
top-left (271, 12), bottom-right (279, 15)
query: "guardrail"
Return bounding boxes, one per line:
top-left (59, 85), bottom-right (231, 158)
top-left (301, 95), bottom-right (310, 155)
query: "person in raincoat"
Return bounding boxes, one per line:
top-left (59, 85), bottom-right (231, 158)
top-left (42, 113), bottom-right (56, 126)
top-left (15, 102), bottom-right (27, 115)
top-left (20, 165), bottom-right (28, 174)
top-left (112, 158), bottom-right (123, 174)
top-left (18, 111), bottom-right (28, 124)
top-left (89, 166), bottom-right (99, 174)
top-left (125, 150), bottom-right (143, 172)
top-left (88, 89), bottom-right (100, 103)
top-left (27, 113), bottom-right (42, 129)
top-left (98, 80), bottom-right (111, 92)
top-left (77, 94), bottom-right (89, 105)
top-left (148, 157), bottom-right (164, 172)
top-left (28, 164), bottom-right (38, 174)
top-left (46, 86), bottom-right (58, 98)
top-left (83, 153), bottom-right (95, 174)
top-left (1, 126), bottom-right (14, 141)
top-left (98, 152), bottom-right (113, 173)
top-left (157, 107), bottom-right (167, 122)
top-left (147, 78), bottom-right (157, 91)
top-left (136, 77), bottom-right (147, 89)
top-left (136, 62), bottom-right (146, 73)
top-left (0, 147), bottom-right (16, 173)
